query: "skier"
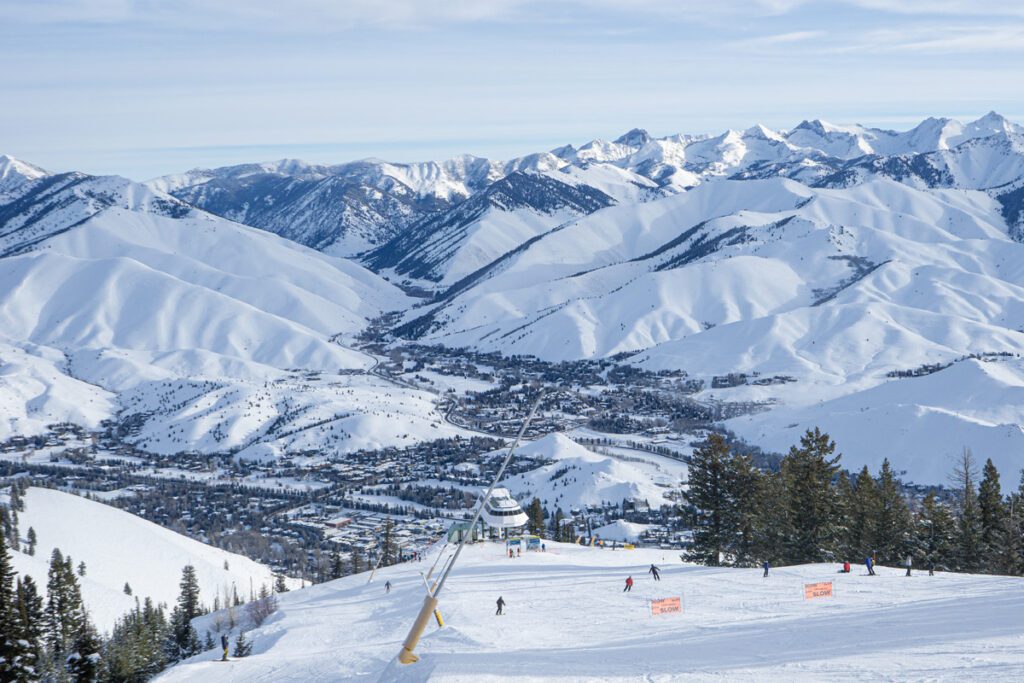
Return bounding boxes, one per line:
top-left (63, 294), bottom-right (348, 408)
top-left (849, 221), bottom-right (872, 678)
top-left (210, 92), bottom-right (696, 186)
top-left (842, 560), bottom-right (851, 573)
top-left (649, 564), bottom-right (661, 581)
top-left (762, 561), bottom-right (770, 578)
top-left (496, 596), bottom-right (505, 615)
top-left (220, 633), bottom-right (229, 661)
top-left (623, 576), bottom-right (634, 592)
top-left (865, 556), bottom-right (876, 576)
top-left (928, 559), bottom-right (935, 576)
top-left (508, 548), bottom-right (514, 559)
top-left (385, 580), bottom-right (391, 593)
top-left (541, 543), bottom-right (546, 552)
top-left (904, 554), bottom-right (912, 577)
top-left (517, 547), bottom-right (521, 557)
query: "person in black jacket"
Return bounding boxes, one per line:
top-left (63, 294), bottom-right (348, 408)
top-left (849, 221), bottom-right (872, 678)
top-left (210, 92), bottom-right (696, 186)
top-left (649, 564), bottom-right (661, 581)
top-left (496, 596), bottom-right (505, 615)
top-left (220, 633), bottom-right (229, 661)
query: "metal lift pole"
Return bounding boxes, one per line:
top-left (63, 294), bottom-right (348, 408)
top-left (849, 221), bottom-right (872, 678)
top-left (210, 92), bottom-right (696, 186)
top-left (397, 393), bottom-right (544, 664)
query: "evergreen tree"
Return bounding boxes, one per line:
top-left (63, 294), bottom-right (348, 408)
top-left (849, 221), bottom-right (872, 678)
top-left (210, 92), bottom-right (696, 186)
top-left (26, 527), bottom-right (36, 557)
top-left (0, 532), bottom-right (35, 682)
top-left (780, 428), bottom-right (841, 563)
top-left (915, 492), bottom-right (956, 571)
top-left (274, 574), bottom-right (289, 593)
top-left (872, 459), bottom-right (913, 565)
top-left (526, 498), bottom-right (545, 538)
top-left (46, 548), bottom-right (84, 657)
top-left (977, 458), bottom-right (1007, 572)
top-left (684, 434), bottom-right (732, 566)
top-left (66, 610), bottom-right (102, 683)
top-left (123, 582), bottom-right (132, 596)
top-left (381, 518), bottom-right (395, 567)
top-left (749, 470), bottom-right (788, 565)
top-left (15, 575), bottom-right (45, 678)
top-left (232, 631), bottom-right (252, 658)
top-left (728, 449), bottom-right (762, 566)
top-left (167, 564), bottom-right (202, 662)
top-left (951, 448), bottom-right (982, 572)
top-left (329, 552), bottom-right (345, 580)
top-left (843, 467), bottom-right (879, 561)
top-left (78, 561), bottom-right (87, 578)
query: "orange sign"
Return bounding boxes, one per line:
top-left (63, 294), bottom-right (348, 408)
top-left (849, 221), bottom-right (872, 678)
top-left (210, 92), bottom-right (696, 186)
top-left (803, 581), bottom-right (834, 600)
top-left (650, 597), bottom-right (682, 615)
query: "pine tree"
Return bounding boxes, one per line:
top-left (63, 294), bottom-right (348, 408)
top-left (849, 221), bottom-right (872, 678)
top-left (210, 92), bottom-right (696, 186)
top-left (167, 564), bottom-right (202, 661)
top-left (26, 527), bottom-right (36, 557)
top-left (728, 449), bottom-right (762, 566)
top-left (951, 448), bottom-right (982, 572)
top-left (232, 631), bottom-right (252, 658)
top-left (0, 532), bottom-right (34, 682)
top-left (684, 434), bottom-right (732, 565)
top-left (977, 458), bottom-right (1007, 572)
top-left (750, 470), bottom-right (788, 565)
top-left (381, 518), bottom-right (395, 567)
top-left (526, 498), bottom-right (545, 538)
top-left (872, 459), bottom-right (913, 565)
top-left (66, 610), bottom-right (102, 683)
top-left (780, 428), bottom-right (841, 563)
top-left (124, 582), bottom-right (132, 596)
top-left (274, 574), bottom-right (289, 593)
top-left (329, 552), bottom-right (345, 580)
top-left (46, 548), bottom-right (84, 657)
top-left (915, 492), bottom-right (956, 571)
top-left (15, 575), bottom-right (44, 678)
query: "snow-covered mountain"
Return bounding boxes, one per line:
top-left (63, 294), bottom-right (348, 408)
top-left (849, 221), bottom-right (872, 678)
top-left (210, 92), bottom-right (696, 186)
top-left (11, 487), bottom-right (294, 631)
top-left (155, 540), bottom-right (1024, 681)
top-left (0, 161), bottom-right (465, 456)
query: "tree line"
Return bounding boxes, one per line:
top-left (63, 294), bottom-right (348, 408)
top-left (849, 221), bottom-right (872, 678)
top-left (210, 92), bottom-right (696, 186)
top-left (0, 535), bottom-right (281, 682)
top-left (683, 428), bottom-right (1023, 574)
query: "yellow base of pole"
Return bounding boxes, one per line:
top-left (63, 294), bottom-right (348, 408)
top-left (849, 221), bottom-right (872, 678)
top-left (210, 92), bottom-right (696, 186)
top-left (397, 595), bottom-right (439, 664)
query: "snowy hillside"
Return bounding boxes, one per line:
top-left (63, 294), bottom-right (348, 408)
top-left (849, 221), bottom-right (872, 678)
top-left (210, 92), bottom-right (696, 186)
top-left (10, 487), bottom-right (293, 631)
top-left (0, 161), bottom-right (469, 457)
top-left (156, 540), bottom-right (1024, 681)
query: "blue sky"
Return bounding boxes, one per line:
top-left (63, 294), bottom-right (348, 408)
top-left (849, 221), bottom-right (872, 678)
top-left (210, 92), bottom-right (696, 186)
top-left (2, 0), bottom-right (1022, 179)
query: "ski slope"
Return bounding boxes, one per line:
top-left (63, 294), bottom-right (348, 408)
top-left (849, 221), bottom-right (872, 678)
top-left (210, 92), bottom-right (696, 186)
top-left (10, 487), bottom-right (295, 632)
top-left (157, 541), bottom-right (1024, 682)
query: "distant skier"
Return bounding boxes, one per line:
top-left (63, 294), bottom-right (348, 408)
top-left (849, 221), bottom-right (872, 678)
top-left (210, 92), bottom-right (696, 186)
top-left (496, 596), bottom-right (505, 615)
top-left (541, 543), bottom-right (546, 552)
top-left (508, 548), bottom-right (514, 559)
top-left (623, 576), bottom-right (634, 592)
top-left (928, 559), bottom-right (935, 576)
top-left (385, 580), bottom-right (392, 593)
top-left (865, 556), bottom-right (876, 576)
top-left (220, 633), bottom-right (229, 661)
top-left (904, 555), bottom-right (912, 577)
top-left (841, 561), bottom-right (851, 574)
top-left (517, 547), bottom-right (521, 557)
top-left (762, 561), bottom-right (770, 578)
top-left (649, 564), bottom-right (661, 581)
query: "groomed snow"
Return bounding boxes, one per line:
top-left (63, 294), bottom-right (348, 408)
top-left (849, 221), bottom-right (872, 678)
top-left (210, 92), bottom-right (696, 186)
top-left (157, 540), bottom-right (1024, 682)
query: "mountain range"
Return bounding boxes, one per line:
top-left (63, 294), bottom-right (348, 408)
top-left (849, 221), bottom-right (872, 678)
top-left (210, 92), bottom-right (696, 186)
top-left (3, 112), bottom-right (1024, 485)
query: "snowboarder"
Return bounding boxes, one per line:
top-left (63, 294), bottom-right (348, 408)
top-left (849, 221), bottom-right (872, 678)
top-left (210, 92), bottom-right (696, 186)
top-left (220, 633), bottom-right (229, 661)
top-left (385, 580), bottom-right (391, 593)
top-left (649, 564), bottom-right (661, 581)
top-left (496, 596), bottom-right (505, 615)
top-left (623, 576), bottom-right (634, 592)
top-left (904, 555), bottom-right (912, 577)
top-left (762, 561), bottom-right (770, 578)
top-left (865, 556), bottom-right (875, 576)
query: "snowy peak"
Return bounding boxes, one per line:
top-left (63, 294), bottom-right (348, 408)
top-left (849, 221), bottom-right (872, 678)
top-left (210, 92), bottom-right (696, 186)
top-left (614, 127), bottom-right (652, 147)
top-left (0, 153), bottom-right (48, 197)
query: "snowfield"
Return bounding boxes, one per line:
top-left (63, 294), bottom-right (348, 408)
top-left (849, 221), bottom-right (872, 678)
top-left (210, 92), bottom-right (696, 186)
top-left (157, 541), bottom-right (1024, 682)
top-left (11, 487), bottom-right (295, 632)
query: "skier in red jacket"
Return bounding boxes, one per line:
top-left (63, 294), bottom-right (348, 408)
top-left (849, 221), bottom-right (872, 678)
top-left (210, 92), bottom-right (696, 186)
top-left (623, 576), bottom-right (634, 592)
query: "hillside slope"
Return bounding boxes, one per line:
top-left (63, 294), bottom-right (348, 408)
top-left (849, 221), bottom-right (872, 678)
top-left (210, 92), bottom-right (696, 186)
top-left (11, 487), bottom-right (293, 631)
top-left (156, 541), bottom-right (1024, 681)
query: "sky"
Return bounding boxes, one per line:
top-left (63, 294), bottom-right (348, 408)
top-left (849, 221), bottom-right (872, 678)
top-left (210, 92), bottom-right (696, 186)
top-left (1, 0), bottom-right (1023, 180)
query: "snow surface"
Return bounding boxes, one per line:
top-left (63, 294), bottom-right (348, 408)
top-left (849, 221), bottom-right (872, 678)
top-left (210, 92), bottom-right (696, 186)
top-left (157, 541), bottom-right (1024, 682)
top-left (11, 487), bottom-right (294, 632)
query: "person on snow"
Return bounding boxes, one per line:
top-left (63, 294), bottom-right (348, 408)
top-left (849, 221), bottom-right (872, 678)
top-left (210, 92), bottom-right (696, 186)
top-left (842, 561), bottom-right (851, 573)
top-left (928, 559), bottom-right (935, 576)
top-left (865, 556), bottom-right (875, 576)
top-left (904, 554), bottom-right (913, 577)
top-left (649, 564), bottom-right (661, 581)
top-left (517, 547), bottom-right (521, 557)
top-left (385, 580), bottom-right (392, 593)
top-left (762, 561), bottom-right (770, 578)
top-left (624, 576), bottom-right (634, 592)
top-left (220, 633), bottom-right (229, 661)
top-left (508, 548), bottom-right (514, 559)
top-left (496, 596), bottom-right (505, 615)
top-left (541, 543), bottom-right (546, 552)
